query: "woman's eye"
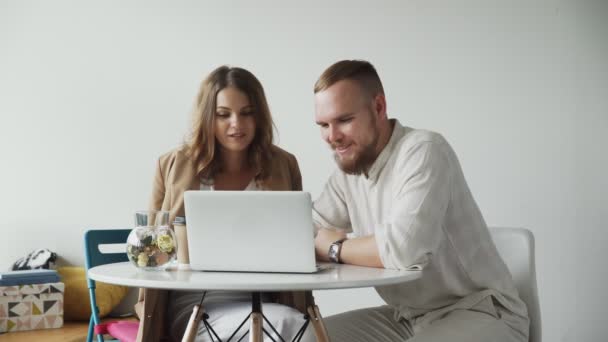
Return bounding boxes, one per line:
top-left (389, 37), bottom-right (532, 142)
top-left (242, 111), bottom-right (254, 116)
top-left (217, 112), bottom-right (230, 117)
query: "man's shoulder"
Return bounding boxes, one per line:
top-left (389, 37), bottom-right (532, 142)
top-left (399, 127), bottom-right (447, 147)
top-left (387, 128), bottom-right (457, 172)
top-left (393, 127), bottom-right (451, 157)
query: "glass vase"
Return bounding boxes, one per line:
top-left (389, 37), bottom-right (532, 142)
top-left (126, 210), bottom-right (177, 271)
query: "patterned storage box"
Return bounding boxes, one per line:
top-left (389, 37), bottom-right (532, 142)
top-left (0, 282), bottom-right (64, 333)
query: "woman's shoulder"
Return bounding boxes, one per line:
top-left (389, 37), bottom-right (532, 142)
top-left (158, 145), bottom-right (188, 159)
top-left (262, 145), bottom-right (302, 190)
top-left (269, 144), bottom-right (297, 164)
top-left (157, 145), bottom-right (192, 169)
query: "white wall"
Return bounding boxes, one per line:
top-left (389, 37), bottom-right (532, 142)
top-left (1, 1), bottom-right (607, 341)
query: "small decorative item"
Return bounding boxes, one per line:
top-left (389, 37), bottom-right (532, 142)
top-left (11, 248), bottom-right (58, 270)
top-left (126, 210), bottom-right (177, 270)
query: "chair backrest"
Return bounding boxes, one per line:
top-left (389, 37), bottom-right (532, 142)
top-left (84, 229), bottom-right (131, 287)
top-left (490, 227), bottom-right (542, 342)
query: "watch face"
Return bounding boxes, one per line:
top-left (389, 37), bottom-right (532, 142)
top-left (329, 244), bottom-right (339, 262)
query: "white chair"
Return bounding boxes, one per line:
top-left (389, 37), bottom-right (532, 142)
top-left (490, 227), bottom-right (542, 342)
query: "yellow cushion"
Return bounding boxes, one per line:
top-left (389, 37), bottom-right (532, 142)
top-left (57, 266), bottom-right (129, 321)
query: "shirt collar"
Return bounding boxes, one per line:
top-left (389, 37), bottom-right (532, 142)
top-left (365, 119), bottom-right (406, 183)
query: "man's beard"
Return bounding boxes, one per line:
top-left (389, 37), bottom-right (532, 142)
top-left (333, 132), bottom-right (379, 175)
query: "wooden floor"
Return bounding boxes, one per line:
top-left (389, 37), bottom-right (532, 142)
top-left (0, 318), bottom-right (137, 342)
top-left (1, 321), bottom-right (90, 342)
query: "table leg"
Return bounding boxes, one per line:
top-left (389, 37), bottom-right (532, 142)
top-left (307, 305), bottom-right (330, 342)
top-left (182, 304), bottom-right (204, 342)
top-left (249, 292), bottom-right (263, 342)
top-left (180, 291), bottom-right (319, 342)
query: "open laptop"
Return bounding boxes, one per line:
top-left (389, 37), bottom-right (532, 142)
top-left (183, 191), bottom-right (319, 273)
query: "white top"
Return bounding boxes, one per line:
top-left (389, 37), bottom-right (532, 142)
top-left (313, 120), bottom-right (528, 335)
top-left (200, 179), bottom-right (259, 191)
top-left (87, 262), bottom-right (421, 291)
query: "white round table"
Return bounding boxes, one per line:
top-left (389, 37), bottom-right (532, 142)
top-left (88, 262), bottom-right (421, 291)
top-left (88, 262), bottom-right (421, 342)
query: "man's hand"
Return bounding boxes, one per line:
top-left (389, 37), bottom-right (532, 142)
top-left (315, 228), bottom-right (347, 262)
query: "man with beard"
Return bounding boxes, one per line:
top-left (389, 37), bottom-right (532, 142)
top-left (312, 60), bottom-right (529, 342)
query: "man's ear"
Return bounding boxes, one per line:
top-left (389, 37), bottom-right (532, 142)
top-left (373, 93), bottom-right (387, 120)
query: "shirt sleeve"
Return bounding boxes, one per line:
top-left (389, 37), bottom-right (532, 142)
top-left (375, 140), bottom-right (452, 270)
top-left (312, 172), bottom-right (353, 234)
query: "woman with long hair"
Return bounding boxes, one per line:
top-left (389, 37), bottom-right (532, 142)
top-left (136, 66), bottom-right (313, 341)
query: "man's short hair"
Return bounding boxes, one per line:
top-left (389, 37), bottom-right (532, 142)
top-left (314, 60), bottom-right (385, 97)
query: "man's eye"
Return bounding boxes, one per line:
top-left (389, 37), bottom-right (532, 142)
top-left (339, 117), bottom-right (353, 123)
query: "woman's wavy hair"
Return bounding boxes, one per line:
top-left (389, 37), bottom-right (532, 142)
top-left (186, 66), bottom-right (275, 181)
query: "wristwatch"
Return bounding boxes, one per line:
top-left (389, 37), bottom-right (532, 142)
top-left (328, 238), bottom-right (347, 263)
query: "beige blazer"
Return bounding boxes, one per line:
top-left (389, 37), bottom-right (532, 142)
top-left (134, 144), bottom-right (311, 342)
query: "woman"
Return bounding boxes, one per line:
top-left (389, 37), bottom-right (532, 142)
top-left (136, 66), bottom-right (314, 342)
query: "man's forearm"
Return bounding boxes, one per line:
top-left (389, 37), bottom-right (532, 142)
top-left (315, 228), bottom-right (384, 268)
top-left (315, 228), bottom-right (346, 262)
top-left (340, 235), bottom-right (383, 268)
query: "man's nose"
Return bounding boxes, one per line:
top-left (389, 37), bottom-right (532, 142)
top-left (328, 125), bottom-right (343, 143)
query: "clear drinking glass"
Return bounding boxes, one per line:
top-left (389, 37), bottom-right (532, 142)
top-left (126, 210), bottom-right (177, 270)
top-left (173, 216), bottom-right (190, 270)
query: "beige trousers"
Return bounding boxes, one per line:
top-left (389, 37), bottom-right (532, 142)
top-left (324, 304), bottom-right (528, 342)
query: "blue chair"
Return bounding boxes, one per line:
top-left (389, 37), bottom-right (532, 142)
top-left (84, 229), bottom-right (137, 342)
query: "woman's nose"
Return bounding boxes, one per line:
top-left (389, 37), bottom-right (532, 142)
top-left (229, 114), bottom-right (241, 127)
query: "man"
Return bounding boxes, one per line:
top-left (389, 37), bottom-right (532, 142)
top-left (312, 60), bottom-right (529, 341)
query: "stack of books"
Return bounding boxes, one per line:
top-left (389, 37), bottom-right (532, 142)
top-left (0, 269), bottom-right (60, 286)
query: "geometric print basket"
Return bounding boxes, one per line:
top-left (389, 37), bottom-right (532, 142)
top-left (0, 282), bottom-right (64, 333)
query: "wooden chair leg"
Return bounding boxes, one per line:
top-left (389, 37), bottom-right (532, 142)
top-left (307, 305), bottom-right (330, 342)
top-left (249, 312), bottom-right (264, 342)
top-left (182, 304), bottom-right (204, 342)
top-left (136, 288), bottom-right (168, 342)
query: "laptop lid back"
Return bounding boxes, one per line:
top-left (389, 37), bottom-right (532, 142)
top-left (184, 191), bottom-right (317, 273)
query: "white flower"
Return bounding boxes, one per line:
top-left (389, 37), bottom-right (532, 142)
top-left (137, 253), bottom-right (149, 267)
top-left (157, 234), bottom-right (174, 253)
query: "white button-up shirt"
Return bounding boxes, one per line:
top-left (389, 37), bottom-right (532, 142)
top-left (313, 120), bottom-right (528, 335)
